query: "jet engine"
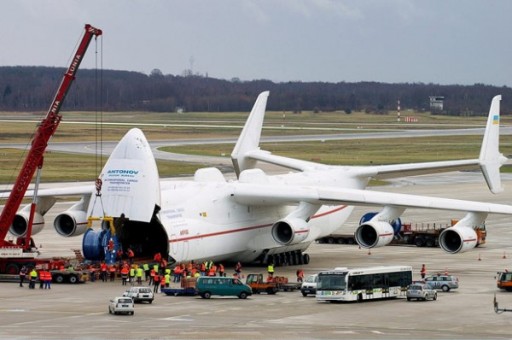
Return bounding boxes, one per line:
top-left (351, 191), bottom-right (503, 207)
top-left (54, 209), bottom-right (88, 237)
top-left (271, 218), bottom-right (310, 245)
top-left (439, 226), bottom-right (478, 254)
top-left (354, 221), bottom-right (394, 248)
top-left (9, 208), bottom-right (45, 237)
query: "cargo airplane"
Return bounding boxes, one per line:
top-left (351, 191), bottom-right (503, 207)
top-left (6, 92), bottom-right (512, 265)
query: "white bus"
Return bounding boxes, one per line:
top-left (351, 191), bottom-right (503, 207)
top-left (316, 265), bottom-right (412, 302)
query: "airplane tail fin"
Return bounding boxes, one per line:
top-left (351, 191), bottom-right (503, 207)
top-left (479, 95), bottom-right (507, 193)
top-left (231, 91), bottom-right (269, 177)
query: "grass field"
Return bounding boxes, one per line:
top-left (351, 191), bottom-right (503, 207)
top-left (0, 109), bottom-right (510, 185)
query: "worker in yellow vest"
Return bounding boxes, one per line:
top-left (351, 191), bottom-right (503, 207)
top-left (143, 263), bottom-right (150, 282)
top-left (164, 272), bottom-right (171, 288)
top-left (267, 262), bottom-right (275, 278)
top-left (129, 266), bottom-right (135, 285)
top-left (29, 268), bottom-right (38, 289)
top-left (136, 266), bottom-right (143, 285)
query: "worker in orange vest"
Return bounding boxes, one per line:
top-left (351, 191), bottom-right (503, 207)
top-left (173, 265), bottom-right (182, 283)
top-left (100, 262), bottom-right (108, 282)
top-left (109, 264), bottom-right (117, 282)
top-left (43, 270), bottom-right (52, 289)
top-left (149, 268), bottom-right (155, 286)
top-left (153, 273), bottom-right (161, 293)
top-left (160, 275), bottom-right (166, 292)
top-left (39, 270), bottom-right (44, 289)
top-left (120, 266), bottom-right (129, 285)
top-left (127, 248), bottom-right (135, 265)
top-left (208, 264), bottom-right (217, 276)
top-left (296, 269), bottom-right (304, 283)
top-left (420, 264), bottom-right (427, 279)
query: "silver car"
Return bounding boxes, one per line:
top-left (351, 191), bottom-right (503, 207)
top-left (424, 275), bottom-right (459, 292)
top-left (406, 283), bottom-right (437, 301)
top-left (109, 297), bottom-right (135, 315)
top-left (123, 286), bottom-right (154, 303)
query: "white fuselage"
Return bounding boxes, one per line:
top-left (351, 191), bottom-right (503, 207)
top-left (158, 168), bottom-right (362, 263)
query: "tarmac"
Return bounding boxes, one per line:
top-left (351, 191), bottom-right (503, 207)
top-left (1, 174), bottom-right (512, 339)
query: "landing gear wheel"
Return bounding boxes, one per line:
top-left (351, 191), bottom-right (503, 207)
top-left (302, 254), bottom-right (310, 264)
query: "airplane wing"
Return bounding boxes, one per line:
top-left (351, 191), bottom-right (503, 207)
top-left (230, 182), bottom-right (512, 215)
top-left (0, 185), bottom-right (94, 199)
top-left (234, 93), bottom-right (506, 194)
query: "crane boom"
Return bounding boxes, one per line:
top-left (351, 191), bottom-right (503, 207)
top-left (0, 24), bottom-right (102, 247)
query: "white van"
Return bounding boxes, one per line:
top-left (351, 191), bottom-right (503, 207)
top-left (300, 274), bottom-right (318, 297)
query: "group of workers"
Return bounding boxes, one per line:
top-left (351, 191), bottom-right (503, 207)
top-left (89, 255), bottom-right (236, 293)
top-left (18, 265), bottom-right (53, 289)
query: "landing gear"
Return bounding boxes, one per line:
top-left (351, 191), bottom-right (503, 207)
top-left (264, 250), bottom-right (310, 266)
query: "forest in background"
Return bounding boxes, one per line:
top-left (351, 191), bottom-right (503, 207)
top-left (0, 66), bottom-right (511, 115)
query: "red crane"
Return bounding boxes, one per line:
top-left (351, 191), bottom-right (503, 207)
top-left (0, 24), bottom-right (102, 249)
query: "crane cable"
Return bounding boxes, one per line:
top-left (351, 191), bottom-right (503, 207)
top-left (91, 34), bottom-right (107, 217)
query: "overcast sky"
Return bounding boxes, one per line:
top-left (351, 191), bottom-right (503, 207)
top-left (1, 0), bottom-right (511, 87)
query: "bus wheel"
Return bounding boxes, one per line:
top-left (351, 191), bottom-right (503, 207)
top-left (357, 293), bottom-right (363, 302)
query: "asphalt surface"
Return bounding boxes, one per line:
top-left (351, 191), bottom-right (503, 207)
top-left (1, 174), bottom-right (512, 339)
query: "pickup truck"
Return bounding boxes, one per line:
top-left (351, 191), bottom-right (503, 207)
top-left (246, 273), bottom-right (301, 294)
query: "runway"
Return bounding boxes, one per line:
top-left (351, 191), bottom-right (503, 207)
top-left (1, 121), bottom-right (512, 167)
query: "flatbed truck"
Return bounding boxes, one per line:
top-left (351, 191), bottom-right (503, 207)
top-left (317, 220), bottom-right (486, 248)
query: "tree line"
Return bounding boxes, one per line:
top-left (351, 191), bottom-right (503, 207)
top-left (0, 66), bottom-right (510, 116)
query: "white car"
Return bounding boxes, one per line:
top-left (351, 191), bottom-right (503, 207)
top-left (109, 297), bottom-right (135, 315)
top-left (123, 286), bottom-right (155, 303)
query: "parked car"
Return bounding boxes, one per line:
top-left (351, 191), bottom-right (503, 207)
top-left (196, 277), bottom-right (252, 299)
top-left (123, 286), bottom-right (154, 303)
top-left (424, 275), bottom-right (459, 292)
top-left (301, 274), bottom-right (318, 297)
top-left (109, 297), bottom-right (135, 315)
top-left (406, 283), bottom-right (437, 301)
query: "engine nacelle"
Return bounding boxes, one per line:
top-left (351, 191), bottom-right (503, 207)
top-left (439, 226), bottom-right (478, 254)
top-left (271, 218), bottom-right (310, 246)
top-left (54, 210), bottom-right (89, 237)
top-left (9, 210), bottom-right (45, 237)
top-left (354, 221), bottom-right (394, 248)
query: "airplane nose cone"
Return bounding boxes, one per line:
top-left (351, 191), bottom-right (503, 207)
top-left (88, 128), bottom-right (161, 222)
